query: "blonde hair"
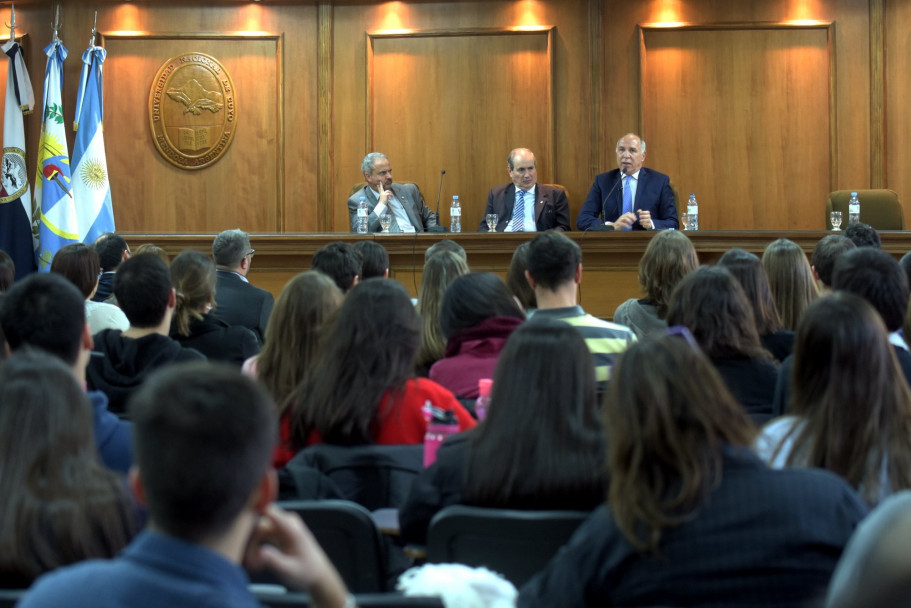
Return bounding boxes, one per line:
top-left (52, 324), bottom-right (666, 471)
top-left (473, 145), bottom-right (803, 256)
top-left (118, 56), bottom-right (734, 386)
top-left (170, 250), bottom-right (216, 337)
top-left (761, 239), bottom-right (819, 331)
top-left (416, 251), bottom-right (469, 368)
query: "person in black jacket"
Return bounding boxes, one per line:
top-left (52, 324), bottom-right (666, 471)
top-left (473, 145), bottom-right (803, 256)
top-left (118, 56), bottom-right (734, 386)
top-left (211, 229), bottom-right (274, 344)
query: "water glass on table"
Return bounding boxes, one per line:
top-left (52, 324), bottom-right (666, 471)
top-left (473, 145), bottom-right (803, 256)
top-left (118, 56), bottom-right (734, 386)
top-left (486, 213), bottom-right (498, 232)
top-left (379, 211), bottom-right (393, 233)
top-left (830, 211), bottom-right (842, 231)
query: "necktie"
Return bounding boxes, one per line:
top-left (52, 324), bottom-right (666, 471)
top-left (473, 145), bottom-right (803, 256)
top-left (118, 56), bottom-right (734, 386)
top-left (621, 175), bottom-right (633, 231)
top-left (512, 190), bottom-right (526, 232)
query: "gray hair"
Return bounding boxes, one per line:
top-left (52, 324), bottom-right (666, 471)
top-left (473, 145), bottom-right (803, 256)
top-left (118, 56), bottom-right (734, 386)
top-left (361, 152), bottom-right (388, 176)
top-left (616, 134), bottom-right (646, 154)
top-left (212, 229), bottom-right (251, 267)
top-left (507, 148), bottom-right (536, 171)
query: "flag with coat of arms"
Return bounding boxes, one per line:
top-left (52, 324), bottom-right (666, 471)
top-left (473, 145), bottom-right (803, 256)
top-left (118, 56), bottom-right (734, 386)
top-left (34, 38), bottom-right (76, 271)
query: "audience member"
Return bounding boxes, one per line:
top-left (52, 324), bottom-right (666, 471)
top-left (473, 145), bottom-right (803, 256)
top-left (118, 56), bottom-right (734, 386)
top-left (0, 273), bottom-right (132, 473)
top-left (757, 293), bottom-right (911, 506)
top-left (900, 251), bottom-right (911, 294)
top-left (402, 318), bottom-right (605, 544)
top-left (428, 272), bottom-right (525, 399)
top-left (761, 238), bottom-right (818, 331)
top-left (87, 254), bottom-right (205, 414)
top-left (845, 221), bottom-right (882, 249)
top-left (812, 234), bottom-right (856, 293)
top-left (519, 336), bottom-right (867, 607)
top-left (506, 241), bottom-right (536, 311)
top-left (310, 241), bottom-right (362, 293)
top-left (19, 363), bottom-right (350, 608)
top-left (424, 239), bottom-right (466, 264)
top-left (0, 249), bottom-right (13, 291)
top-left (614, 230), bottom-right (698, 338)
top-left (132, 243), bottom-right (170, 265)
top-left (288, 279), bottom-right (474, 451)
top-left (416, 250), bottom-right (469, 374)
top-left (212, 229), bottom-right (274, 344)
top-left (50, 243), bottom-right (129, 334)
top-left (0, 351), bottom-right (136, 588)
top-left (92, 232), bottom-right (130, 302)
top-left (169, 250), bottom-right (259, 366)
top-left (351, 240), bottom-right (390, 279)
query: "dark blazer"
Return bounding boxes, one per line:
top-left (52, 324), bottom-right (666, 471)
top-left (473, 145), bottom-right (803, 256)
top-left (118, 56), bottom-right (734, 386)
top-left (347, 182), bottom-right (438, 233)
top-left (477, 183), bottom-right (571, 232)
top-left (577, 167), bottom-right (678, 231)
top-left (212, 270), bottom-right (274, 345)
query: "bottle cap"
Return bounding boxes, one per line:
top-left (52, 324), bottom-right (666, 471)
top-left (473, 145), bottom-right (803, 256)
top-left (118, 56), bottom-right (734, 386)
top-left (851, 191), bottom-right (858, 197)
top-left (478, 378), bottom-right (493, 396)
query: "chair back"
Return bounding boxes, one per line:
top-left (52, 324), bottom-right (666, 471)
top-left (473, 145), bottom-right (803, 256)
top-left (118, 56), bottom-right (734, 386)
top-left (542, 183), bottom-right (569, 200)
top-left (0, 590), bottom-right (25, 608)
top-left (826, 189), bottom-right (904, 230)
top-left (426, 505), bottom-right (590, 587)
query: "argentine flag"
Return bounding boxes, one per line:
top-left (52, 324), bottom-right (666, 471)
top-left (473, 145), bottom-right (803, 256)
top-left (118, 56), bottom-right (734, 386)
top-left (73, 44), bottom-right (114, 244)
top-left (34, 39), bottom-right (76, 271)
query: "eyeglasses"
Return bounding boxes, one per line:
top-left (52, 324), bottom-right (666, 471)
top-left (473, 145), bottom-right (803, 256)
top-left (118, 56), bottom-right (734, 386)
top-left (664, 325), bottom-right (701, 352)
top-left (245, 249), bottom-right (255, 259)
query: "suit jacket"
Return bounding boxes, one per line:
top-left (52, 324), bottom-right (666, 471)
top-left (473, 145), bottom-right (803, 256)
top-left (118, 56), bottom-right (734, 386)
top-left (347, 182), bottom-right (438, 232)
top-left (477, 183), bottom-right (571, 232)
top-left (577, 167), bottom-right (679, 231)
top-left (212, 270), bottom-right (274, 345)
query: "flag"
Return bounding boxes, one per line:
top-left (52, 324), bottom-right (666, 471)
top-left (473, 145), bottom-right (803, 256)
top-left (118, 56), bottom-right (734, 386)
top-left (34, 39), bottom-right (76, 271)
top-left (72, 44), bottom-right (114, 244)
top-left (0, 39), bottom-right (35, 281)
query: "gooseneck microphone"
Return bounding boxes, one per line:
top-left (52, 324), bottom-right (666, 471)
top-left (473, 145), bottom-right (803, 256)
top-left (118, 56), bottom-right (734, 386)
top-left (600, 166), bottom-right (627, 225)
top-left (427, 169), bottom-right (449, 233)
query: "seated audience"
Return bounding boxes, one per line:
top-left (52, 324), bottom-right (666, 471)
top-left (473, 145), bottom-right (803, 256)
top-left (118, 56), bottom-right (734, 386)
top-left (351, 240), bottom-right (390, 279)
top-left (50, 243), bottom-right (129, 334)
top-left (506, 241), bottom-right (536, 312)
top-left (288, 278), bottom-right (475, 451)
top-left (132, 243), bottom-right (170, 265)
top-left (169, 250), bottom-right (259, 366)
top-left (519, 336), bottom-right (867, 607)
top-left (416, 251), bottom-right (470, 374)
top-left (19, 363), bottom-right (350, 608)
top-left (614, 230), bottom-right (698, 338)
top-left (424, 239), bottom-right (466, 264)
top-left (0, 351), bottom-right (136, 588)
top-left (900, 250), bottom-right (911, 293)
top-left (762, 238), bottom-right (818, 331)
top-left (812, 234), bottom-right (856, 293)
top-left (311, 241), bottom-right (362, 293)
top-left (212, 229), bottom-right (274, 345)
top-left (428, 272), bottom-right (525, 399)
top-left (666, 266), bottom-right (779, 422)
top-left (756, 293), bottom-right (911, 506)
top-left (92, 232), bottom-right (130, 303)
top-left (845, 221), bottom-right (882, 249)
top-left (0, 249), bottom-right (13, 291)
top-left (87, 254), bottom-right (205, 414)
top-left (718, 248), bottom-right (794, 362)
top-left (401, 318), bottom-right (605, 544)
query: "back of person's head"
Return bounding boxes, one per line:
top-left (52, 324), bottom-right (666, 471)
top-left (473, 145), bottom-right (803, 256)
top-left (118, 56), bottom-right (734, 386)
top-left (212, 229), bottom-right (250, 268)
top-left (94, 232), bottom-right (129, 272)
top-left (812, 235), bottom-right (856, 288)
top-left (605, 335), bottom-right (755, 552)
top-left (666, 265), bottom-right (765, 359)
top-left (761, 238), bottom-right (818, 331)
top-left (351, 241), bottom-right (390, 279)
top-left (832, 247), bottom-right (908, 332)
top-left (845, 222), bottom-right (882, 249)
top-left (526, 230), bottom-right (581, 291)
top-left (0, 273), bottom-right (85, 365)
top-left (0, 249), bottom-right (14, 292)
top-left (900, 251), bottom-right (911, 294)
top-left (440, 272), bottom-right (525, 340)
top-left (50, 243), bottom-right (101, 299)
top-left (718, 248), bottom-right (782, 335)
top-left (291, 278), bottom-right (421, 446)
top-left (133, 243), bottom-right (170, 265)
top-left (424, 239), bottom-right (466, 264)
top-left (259, 271), bottom-right (343, 410)
top-left (114, 253), bottom-right (173, 329)
top-left (464, 317), bottom-right (603, 505)
top-left (129, 363), bottom-right (276, 542)
top-left (506, 241), bottom-right (536, 310)
top-left (311, 242), bottom-right (362, 292)
top-left (417, 251), bottom-right (469, 366)
top-left (638, 230), bottom-right (698, 318)
top-left (170, 250), bottom-right (217, 337)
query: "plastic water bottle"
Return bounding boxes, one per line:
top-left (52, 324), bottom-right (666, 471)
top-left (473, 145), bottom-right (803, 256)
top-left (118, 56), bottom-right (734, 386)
top-left (686, 193), bottom-right (699, 230)
top-left (849, 191), bottom-right (860, 225)
top-left (356, 197), bottom-right (368, 234)
top-left (450, 195), bottom-right (461, 233)
top-left (475, 378), bottom-right (492, 422)
top-left (422, 402), bottom-right (459, 467)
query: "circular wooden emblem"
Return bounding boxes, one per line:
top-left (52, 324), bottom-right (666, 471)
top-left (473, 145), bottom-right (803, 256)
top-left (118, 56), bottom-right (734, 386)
top-left (149, 53), bottom-right (236, 170)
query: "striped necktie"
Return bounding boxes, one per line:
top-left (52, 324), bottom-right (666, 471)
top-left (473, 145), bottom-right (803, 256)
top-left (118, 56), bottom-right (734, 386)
top-left (511, 189), bottom-right (526, 232)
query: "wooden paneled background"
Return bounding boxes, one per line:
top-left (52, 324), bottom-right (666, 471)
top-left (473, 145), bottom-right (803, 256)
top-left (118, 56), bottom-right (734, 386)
top-left (0, 0), bottom-right (900, 235)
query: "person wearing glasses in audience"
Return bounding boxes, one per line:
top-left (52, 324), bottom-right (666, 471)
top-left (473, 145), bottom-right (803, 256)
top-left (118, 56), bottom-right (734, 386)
top-left (211, 229), bottom-right (274, 345)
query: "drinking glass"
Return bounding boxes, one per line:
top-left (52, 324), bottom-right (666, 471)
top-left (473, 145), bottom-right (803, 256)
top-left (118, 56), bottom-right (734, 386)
top-left (680, 212), bottom-right (689, 230)
top-left (486, 213), bottom-right (498, 232)
top-left (830, 211), bottom-right (842, 231)
top-left (379, 212), bottom-right (393, 233)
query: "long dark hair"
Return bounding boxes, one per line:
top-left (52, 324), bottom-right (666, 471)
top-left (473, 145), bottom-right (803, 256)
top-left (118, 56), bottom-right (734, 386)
top-left (0, 351), bottom-right (135, 584)
top-left (762, 238), bottom-right (818, 330)
top-left (718, 248), bottom-right (783, 335)
top-left (289, 279), bottom-right (421, 446)
top-left (605, 336), bottom-right (755, 552)
top-left (440, 272), bottom-right (525, 339)
top-left (462, 318), bottom-right (605, 506)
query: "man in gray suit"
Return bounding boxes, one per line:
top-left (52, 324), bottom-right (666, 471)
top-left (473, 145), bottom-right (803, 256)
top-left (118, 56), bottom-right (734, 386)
top-left (347, 152), bottom-right (438, 232)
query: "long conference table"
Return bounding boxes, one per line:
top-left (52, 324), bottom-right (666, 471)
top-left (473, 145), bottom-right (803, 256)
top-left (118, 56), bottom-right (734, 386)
top-left (131, 230), bottom-right (911, 321)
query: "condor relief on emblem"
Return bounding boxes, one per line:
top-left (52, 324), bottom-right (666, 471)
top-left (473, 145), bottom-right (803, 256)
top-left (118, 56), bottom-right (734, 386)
top-left (149, 53), bottom-right (236, 170)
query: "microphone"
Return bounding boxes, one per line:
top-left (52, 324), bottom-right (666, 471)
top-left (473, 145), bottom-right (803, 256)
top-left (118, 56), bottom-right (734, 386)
top-left (427, 169), bottom-right (449, 233)
top-left (588, 167), bottom-right (626, 232)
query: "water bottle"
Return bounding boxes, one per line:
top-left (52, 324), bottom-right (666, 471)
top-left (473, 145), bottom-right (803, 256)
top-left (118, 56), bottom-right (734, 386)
top-left (686, 193), bottom-right (699, 230)
top-left (849, 191), bottom-right (860, 225)
top-left (474, 378), bottom-right (493, 422)
top-left (450, 195), bottom-right (461, 233)
top-left (356, 197), bottom-right (369, 234)
top-left (422, 403), bottom-right (459, 467)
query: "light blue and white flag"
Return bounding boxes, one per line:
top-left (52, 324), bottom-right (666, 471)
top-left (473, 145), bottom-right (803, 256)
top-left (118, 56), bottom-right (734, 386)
top-left (72, 44), bottom-right (113, 244)
top-left (34, 39), bottom-right (76, 271)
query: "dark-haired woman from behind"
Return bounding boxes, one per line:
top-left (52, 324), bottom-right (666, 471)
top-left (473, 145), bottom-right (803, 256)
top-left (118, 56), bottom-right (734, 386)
top-left (519, 336), bottom-right (866, 607)
top-left (0, 351), bottom-right (137, 588)
top-left (429, 272), bottom-right (525, 400)
top-left (401, 318), bottom-right (606, 544)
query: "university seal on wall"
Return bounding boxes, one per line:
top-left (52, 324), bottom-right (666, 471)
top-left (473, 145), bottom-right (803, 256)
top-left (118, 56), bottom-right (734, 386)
top-left (149, 53), bottom-right (236, 170)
